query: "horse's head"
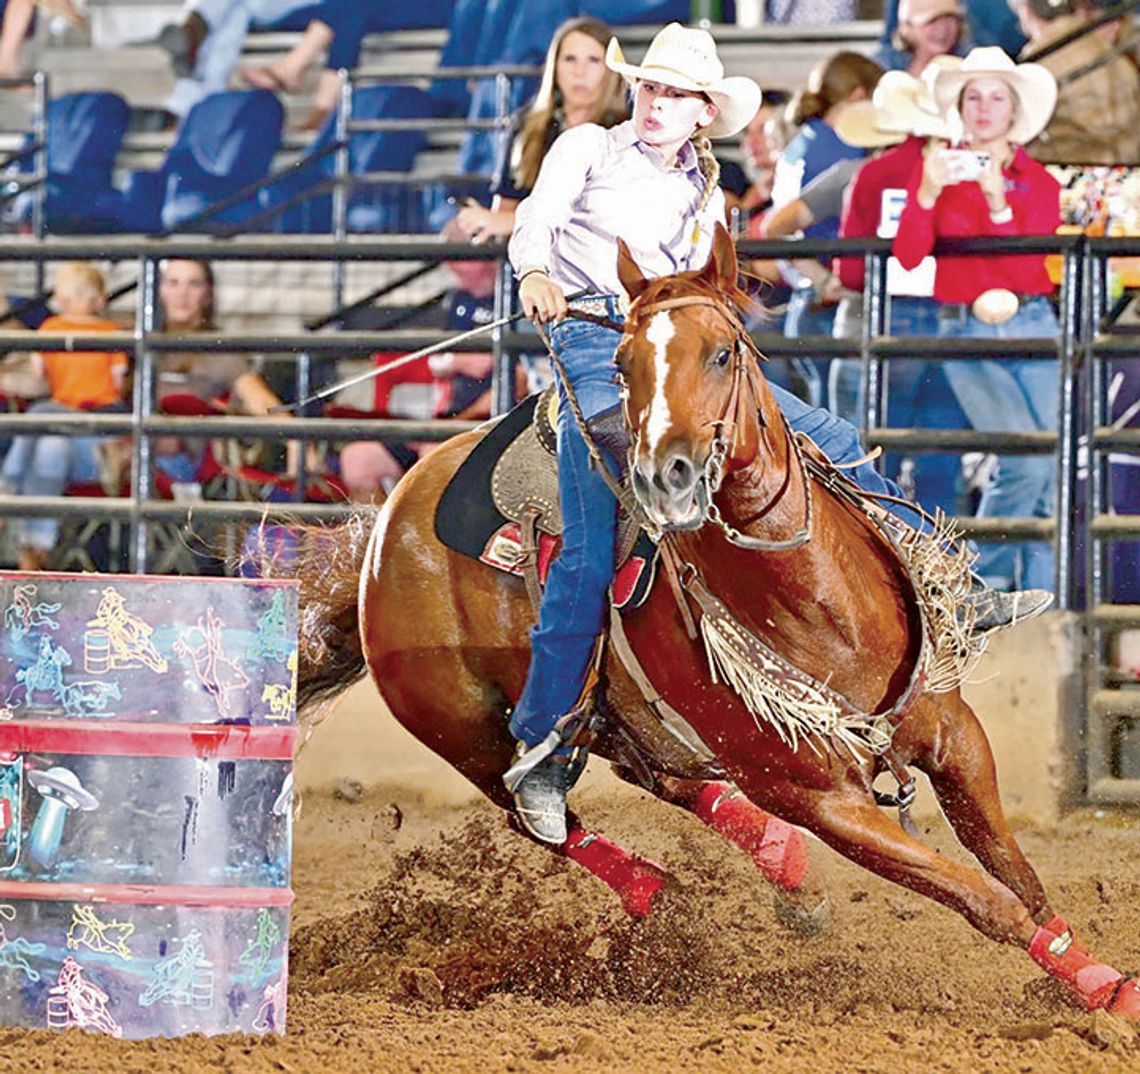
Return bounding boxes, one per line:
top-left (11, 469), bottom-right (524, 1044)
top-left (616, 224), bottom-right (765, 531)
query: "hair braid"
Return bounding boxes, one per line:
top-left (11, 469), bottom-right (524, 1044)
top-left (693, 132), bottom-right (720, 216)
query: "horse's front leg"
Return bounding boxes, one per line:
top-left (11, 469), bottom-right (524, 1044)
top-left (907, 694), bottom-right (1048, 922)
top-left (749, 775), bottom-right (1140, 1018)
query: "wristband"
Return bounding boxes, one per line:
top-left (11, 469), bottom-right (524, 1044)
top-left (517, 267), bottom-right (549, 284)
top-left (989, 205), bottom-right (1013, 225)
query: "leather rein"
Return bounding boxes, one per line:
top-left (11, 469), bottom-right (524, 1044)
top-left (622, 293), bottom-right (813, 553)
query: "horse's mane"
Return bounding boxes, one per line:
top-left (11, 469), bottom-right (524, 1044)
top-left (625, 269), bottom-right (757, 332)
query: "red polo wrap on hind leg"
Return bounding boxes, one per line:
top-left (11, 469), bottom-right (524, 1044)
top-left (691, 782), bottom-right (808, 890)
top-left (1028, 922), bottom-right (1123, 1010)
top-left (564, 825), bottom-right (669, 919)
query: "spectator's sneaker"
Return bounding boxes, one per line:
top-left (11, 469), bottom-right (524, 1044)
top-left (156, 13), bottom-right (206, 79)
top-left (511, 754), bottom-right (569, 845)
top-left (963, 585), bottom-right (1054, 638)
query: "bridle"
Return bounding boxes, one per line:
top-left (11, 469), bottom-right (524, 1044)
top-left (623, 292), bottom-right (813, 552)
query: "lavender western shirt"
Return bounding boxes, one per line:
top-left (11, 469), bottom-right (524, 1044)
top-left (508, 119), bottom-right (725, 299)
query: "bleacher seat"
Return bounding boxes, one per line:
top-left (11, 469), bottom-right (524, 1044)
top-left (258, 84), bottom-right (436, 234)
top-left (5, 91), bottom-right (130, 234)
top-left (579, 0), bottom-right (690, 23)
top-left (115, 90), bottom-right (285, 233)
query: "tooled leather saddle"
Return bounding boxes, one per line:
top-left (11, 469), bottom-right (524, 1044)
top-left (434, 387), bottom-right (657, 611)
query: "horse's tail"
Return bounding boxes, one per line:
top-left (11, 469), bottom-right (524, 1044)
top-left (242, 511), bottom-right (374, 727)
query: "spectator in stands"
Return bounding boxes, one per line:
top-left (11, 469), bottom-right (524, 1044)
top-left (829, 60), bottom-right (969, 516)
top-left (0, 0), bottom-right (83, 80)
top-left (875, 0), bottom-right (968, 76)
top-left (454, 16), bottom-right (627, 245)
top-left (766, 0), bottom-right (857, 25)
top-left (240, 0), bottom-right (453, 130)
top-left (724, 89), bottom-right (789, 225)
top-left (153, 258), bottom-right (297, 487)
top-left (894, 47), bottom-right (1061, 590)
top-left (156, 0), bottom-right (313, 118)
top-left (881, 0), bottom-right (1027, 59)
top-left (767, 50), bottom-right (883, 404)
top-left (1011, 0), bottom-right (1140, 165)
top-left (0, 262), bottom-right (128, 571)
top-left (336, 235), bottom-right (520, 502)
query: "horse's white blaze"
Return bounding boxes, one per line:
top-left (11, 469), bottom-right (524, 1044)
top-left (644, 311), bottom-right (676, 455)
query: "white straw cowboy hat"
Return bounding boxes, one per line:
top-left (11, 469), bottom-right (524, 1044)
top-left (835, 56), bottom-right (963, 147)
top-left (933, 46), bottom-right (1057, 145)
top-left (898, 0), bottom-right (965, 25)
top-left (605, 21), bottom-right (762, 139)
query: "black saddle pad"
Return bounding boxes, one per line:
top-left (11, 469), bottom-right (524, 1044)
top-left (434, 392), bottom-right (541, 559)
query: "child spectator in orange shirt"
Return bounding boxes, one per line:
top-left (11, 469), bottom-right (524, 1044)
top-left (0, 262), bottom-right (129, 570)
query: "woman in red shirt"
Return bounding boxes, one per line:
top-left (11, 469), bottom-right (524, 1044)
top-left (893, 47), bottom-right (1060, 593)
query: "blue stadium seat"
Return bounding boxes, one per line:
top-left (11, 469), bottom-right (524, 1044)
top-left (115, 90), bottom-right (284, 233)
top-left (428, 0), bottom-right (492, 118)
top-left (579, 0), bottom-right (690, 23)
top-left (453, 0), bottom-right (572, 185)
top-left (258, 85), bottom-right (436, 234)
top-left (5, 91), bottom-right (131, 234)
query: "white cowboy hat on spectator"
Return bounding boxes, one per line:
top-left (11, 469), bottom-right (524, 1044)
top-left (899, 0), bottom-right (965, 25)
top-left (933, 46), bottom-right (1057, 145)
top-left (835, 57), bottom-right (963, 147)
top-left (605, 22), bottom-right (762, 139)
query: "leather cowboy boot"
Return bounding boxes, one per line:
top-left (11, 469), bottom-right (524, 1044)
top-left (509, 750), bottom-right (571, 844)
top-left (961, 577), bottom-right (1053, 637)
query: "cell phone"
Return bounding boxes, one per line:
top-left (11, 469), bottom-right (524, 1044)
top-left (939, 148), bottom-right (990, 183)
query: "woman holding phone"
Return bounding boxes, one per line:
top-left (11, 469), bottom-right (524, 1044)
top-left (893, 47), bottom-right (1060, 593)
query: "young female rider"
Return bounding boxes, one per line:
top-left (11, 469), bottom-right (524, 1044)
top-left (506, 23), bottom-right (1047, 846)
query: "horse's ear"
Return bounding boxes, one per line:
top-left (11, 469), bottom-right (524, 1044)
top-left (617, 238), bottom-right (651, 301)
top-left (705, 222), bottom-right (739, 290)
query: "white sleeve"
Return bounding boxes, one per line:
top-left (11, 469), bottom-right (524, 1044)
top-left (507, 124), bottom-right (608, 276)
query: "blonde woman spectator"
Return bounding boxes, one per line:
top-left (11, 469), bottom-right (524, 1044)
top-left (454, 17), bottom-right (627, 245)
top-left (875, 0), bottom-right (968, 76)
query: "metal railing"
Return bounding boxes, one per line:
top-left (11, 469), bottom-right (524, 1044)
top-left (0, 231), bottom-right (1134, 800)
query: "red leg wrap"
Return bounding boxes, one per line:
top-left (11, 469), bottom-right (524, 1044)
top-left (1028, 924), bottom-right (1123, 1010)
top-left (564, 825), bottom-right (669, 919)
top-left (1038, 914), bottom-right (1087, 954)
top-left (691, 782), bottom-right (808, 891)
top-left (1108, 978), bottom-right (1140, 1018)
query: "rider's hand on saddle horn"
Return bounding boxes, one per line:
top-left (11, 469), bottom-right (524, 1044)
top-left (518, 270), bottom-right (568, 325)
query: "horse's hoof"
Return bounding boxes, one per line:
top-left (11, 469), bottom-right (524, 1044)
top-left (773, 890), bottom-right (830, 936)
top-left (1108, 978), bottom-right (1140, 1019)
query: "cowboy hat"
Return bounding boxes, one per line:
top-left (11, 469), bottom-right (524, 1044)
top-left (898, 0), bottom-right (965, 25)
top-left (835, 58), bottom-right (963, 147)
top-left (933, 46), bottom-right (1057, 145)
top-left (605, 22), bottom-right (762, 139)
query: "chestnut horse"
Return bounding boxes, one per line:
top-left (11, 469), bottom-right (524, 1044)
top-left (289, 227), bottom-right (1137, 1018)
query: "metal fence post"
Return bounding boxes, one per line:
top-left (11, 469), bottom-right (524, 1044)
top-left (1056, 243), bottom-right (1082, 610)
top-left (129, 256), bottom-right (158, 573)
top-left (331, 70), bottom-right (352, 312)
top-left (30, 71), bottom-right (48, 289)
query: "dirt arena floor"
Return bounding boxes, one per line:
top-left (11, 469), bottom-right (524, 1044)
top-left (2, 684), bottom-right (1138, 1074)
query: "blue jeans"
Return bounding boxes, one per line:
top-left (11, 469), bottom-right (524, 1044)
top-left (508, 300), bottom-right (915, 748)
top-left (170, 0), bottom-right (315, 117)
top-left (937, 296), bottom-right (1058, 590)
top-left (775, 285), bottom-right (833, 409)
top-left (830, 296), bottom-right (968, 516)
top-left (1, 400), bottom-right (122, 551)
